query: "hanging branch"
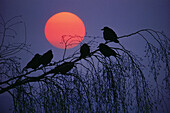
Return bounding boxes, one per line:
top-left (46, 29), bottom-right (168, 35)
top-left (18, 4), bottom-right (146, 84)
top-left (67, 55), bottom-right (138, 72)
top-left (0, 15), bottom-right (169, 113)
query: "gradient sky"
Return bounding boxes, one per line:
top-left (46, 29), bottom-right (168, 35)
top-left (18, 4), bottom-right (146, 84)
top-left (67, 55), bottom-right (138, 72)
top-left (0, 0), bottom-right (170, 112)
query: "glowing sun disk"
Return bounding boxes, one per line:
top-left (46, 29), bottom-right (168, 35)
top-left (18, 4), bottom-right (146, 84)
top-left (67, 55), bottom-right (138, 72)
top-left (45, 12), bottom-right (85, 49)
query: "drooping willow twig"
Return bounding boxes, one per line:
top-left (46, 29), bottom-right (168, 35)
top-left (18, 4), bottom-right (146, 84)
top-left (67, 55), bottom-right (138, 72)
top-left (0, 25), bottom-right (169, 112)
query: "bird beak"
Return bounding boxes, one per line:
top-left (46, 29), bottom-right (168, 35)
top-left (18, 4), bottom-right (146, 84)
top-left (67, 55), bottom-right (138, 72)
top-left (101, 28), bottom-right (104, 30)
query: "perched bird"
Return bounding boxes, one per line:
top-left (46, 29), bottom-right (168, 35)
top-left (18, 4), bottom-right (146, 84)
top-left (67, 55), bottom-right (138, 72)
top-left (23, 53), bottom-right (41, 71)
top-left (40, 50), bottom-right (53, 66)
top-left (98, 43), bottom-right (118, 57)
top-left (50, 62), bottom-right (74, 74)
top-left (101, 26), bottom-right (119, 43)
top-left (80, 43), bottom-right (90, 59)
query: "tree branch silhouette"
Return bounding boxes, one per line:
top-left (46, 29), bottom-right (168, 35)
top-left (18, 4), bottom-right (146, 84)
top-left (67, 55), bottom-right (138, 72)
top-left (0, 15), bottom-right (169, 112)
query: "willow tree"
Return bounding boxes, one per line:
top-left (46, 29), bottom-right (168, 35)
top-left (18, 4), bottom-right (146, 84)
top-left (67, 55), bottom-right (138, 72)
top-left (0, 15), bottom-right (169, 113)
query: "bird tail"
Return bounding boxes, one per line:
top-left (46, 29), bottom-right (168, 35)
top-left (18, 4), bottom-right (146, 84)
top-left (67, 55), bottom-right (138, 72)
top-left (115, 39), bottom-right (119, 43)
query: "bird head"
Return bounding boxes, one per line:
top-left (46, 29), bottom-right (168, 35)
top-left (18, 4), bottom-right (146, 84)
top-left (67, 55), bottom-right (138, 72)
top-left (45, 50), bottom-right (53, 55)
top-left (48, 49), bottom-right (52, 53)
top-left (83, 43), bottom-right (87, 46)
top-left (98, 43), bottom-right (104, 48)
top-left (83, 43), bottom-right (90, 47)
top-left (35, 53), bottom-right (41, 57)
top-left (101, 26), bottom-right (109, 31)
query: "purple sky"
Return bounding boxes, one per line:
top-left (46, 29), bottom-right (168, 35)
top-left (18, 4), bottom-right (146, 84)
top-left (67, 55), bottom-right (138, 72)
top-left (0, 0), bottom-right (170, 112)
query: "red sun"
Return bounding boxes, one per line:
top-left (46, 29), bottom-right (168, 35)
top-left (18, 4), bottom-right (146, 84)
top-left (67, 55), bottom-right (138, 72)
top-left (44, 12), bottom-right (85, 49)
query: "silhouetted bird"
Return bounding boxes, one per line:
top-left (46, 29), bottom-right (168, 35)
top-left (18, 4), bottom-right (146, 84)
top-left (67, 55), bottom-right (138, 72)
top-left (101, 26), bottom-right (119, 43)
top-left (98, 43), bottom-right (118, 57)
top-left (23, 53), bottom-right (41, 71)
top-left (80, 43), bottom-right (90, 59)
top-left (50, 62), bottom-right (74, 74)
top-left (40, 50), bottom-right (53, 66)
